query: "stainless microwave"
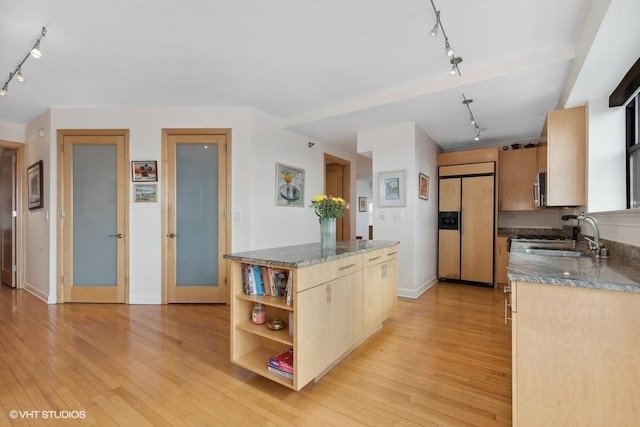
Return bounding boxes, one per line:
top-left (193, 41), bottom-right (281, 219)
top-left (533, 172), bottom-right (547, 208)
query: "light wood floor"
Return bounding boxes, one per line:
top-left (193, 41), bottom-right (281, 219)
top-left (0, 282), bottom-right (511, 426)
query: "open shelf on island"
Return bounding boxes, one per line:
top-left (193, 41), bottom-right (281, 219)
top-left (236, 293), bottom-right (294, 311)
top-left (236, 320), bottom-right (293, 346)
top-left (233, 346), bottom-right (294, 389)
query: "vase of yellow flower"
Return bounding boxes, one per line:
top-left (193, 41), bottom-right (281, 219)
top-left (310, 195), bottom-right (349, 249)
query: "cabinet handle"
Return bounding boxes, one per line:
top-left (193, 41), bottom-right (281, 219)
top-left (532, 182), bottom-right (539, 207)
top-left (339, 263), bottom-right (357, 271)
top-left (386, 251), bottom-right (398, 256)
top-left (504, 299), bottom-right (512, 324)
top-left (327, 284), bottom-right (332, 303)
top-left (368, 256), bottom-right (382, 262)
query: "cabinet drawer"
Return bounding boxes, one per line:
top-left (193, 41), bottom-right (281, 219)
top-left (362, 246), bottom-right (399, 269)
top-left (296, 255), bottom-right (362, 292)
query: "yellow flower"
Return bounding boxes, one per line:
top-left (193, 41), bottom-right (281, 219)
top-left (310, 194), bottom-right (349, 218)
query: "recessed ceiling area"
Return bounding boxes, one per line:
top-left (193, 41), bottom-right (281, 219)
top-left (0, 1), bottom-right (593, 151)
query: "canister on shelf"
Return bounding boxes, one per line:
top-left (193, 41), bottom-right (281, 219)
top-left (252, 303), bottom-right (266, 324)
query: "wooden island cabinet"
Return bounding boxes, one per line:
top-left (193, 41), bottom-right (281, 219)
top-left (224, 241), bottom-right (398, 391)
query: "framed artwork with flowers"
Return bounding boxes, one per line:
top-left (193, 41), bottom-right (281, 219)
top-left (275, 163), bottom-right (305, 207)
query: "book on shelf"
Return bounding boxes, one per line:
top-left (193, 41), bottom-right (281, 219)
top-left (268, 348), bottom-right (293, 372)
top-left (241, 264), bottom-right (291, 301)
top-left (267, 365), bottom-right (293, 380)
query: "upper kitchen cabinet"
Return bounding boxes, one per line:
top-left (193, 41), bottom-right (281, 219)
top-left (498, 147), bottom-right (537, 211)
top-left (538, 106), bottom-right (586, 207)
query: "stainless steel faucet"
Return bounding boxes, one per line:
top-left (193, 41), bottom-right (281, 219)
top-left (561, 214), bottom-right (602, 257)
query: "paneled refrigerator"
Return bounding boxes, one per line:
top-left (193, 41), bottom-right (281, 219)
top-left (438, 163), bottom-right (495, 285)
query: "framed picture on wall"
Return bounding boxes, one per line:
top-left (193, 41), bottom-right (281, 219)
top-left (131, 161), bottom-right (157, 182)
top-left (275, 163), bottom-right (305, 207)
top-left (27, 160), bottom-right (44, 210)
top-left (378, 170), bottom-right (406, 207)
top-left (358, 196), bottom-right (367, 212)
top-left (419, 173), bottom-right (430, 200)
top-left (134, 184), bottom-right (158, 203)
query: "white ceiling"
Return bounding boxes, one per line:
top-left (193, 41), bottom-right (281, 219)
top-left (0, 0), bottom-right (591, 151)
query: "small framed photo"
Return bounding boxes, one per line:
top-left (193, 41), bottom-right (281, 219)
top-left (378, 170), bottom-right (406, 207)
top-left (358, 196), bottom-right (367, 212)
top-left (419, 173), bottom-right (430, 200)
top-left (134, 184), bottom-right (158, 203)
top-left (27, 160), bottom-right (44, 210)
top-left (132, 161), bottom-right (157, 182)
top-left (276, 163), bottom-right (305, 207)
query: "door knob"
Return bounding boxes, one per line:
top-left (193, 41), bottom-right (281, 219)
top-left (167, 233), bottom-right (178, 238)
top-left (108, 233), bottom-right (124, 238)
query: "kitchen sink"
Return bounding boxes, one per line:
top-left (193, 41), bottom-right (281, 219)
top-left (524, 248), bottom-right (584, 257)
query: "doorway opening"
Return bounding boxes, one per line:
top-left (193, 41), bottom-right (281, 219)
top-left (324, 154), bottom-right (351, 241)
top-left (0, 141), bottom-right (23, 289)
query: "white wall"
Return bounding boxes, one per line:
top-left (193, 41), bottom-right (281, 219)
top-left (24, 111), bottom-right (51, 302)
top-left (37, 106), bottom-right (354, 303)
top-left (413, 127), bottom-right (440, 296)
top-left (0, 121), bottom-right (25, 142)
top-left (357, 122), bottom-right (439, 299)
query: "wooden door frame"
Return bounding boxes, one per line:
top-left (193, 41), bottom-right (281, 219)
top-left (56, 129), bottom-right (130, 303)
top-left (324, 153), bottom-right (351, 240)
top-left (0, 140), bottom-right (24, 290)
top-left (161, 128), bottom-right (232, 304)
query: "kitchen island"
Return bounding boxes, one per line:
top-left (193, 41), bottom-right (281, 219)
top-left (507, 245), bottom-right (640, 426)
top-left (224, 240), bottom-right (399, 390)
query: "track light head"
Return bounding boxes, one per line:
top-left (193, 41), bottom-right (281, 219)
top-left (16, 69), bottom-right (25, 82)
top-left (429, 11), bottom-right (440, 37)
top-left (30, 42), bottom-right (42, 59)
top-left (445, 40), bottom-right (454, 57)
top-left (449, 57), bottom-right (462, 76)
top-left (0, 86), bottom-right (7, 96)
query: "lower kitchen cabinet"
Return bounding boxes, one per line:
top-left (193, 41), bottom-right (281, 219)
top-left (362, 250), bottom-right (398, 337)
top-left (511, 281), bottom-right (640, 426)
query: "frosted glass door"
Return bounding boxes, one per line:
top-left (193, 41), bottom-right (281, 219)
top-left (62, 132), bottom-right (127, 303)
top-left (176, 144), bottom-right (218, 286)
top-left (73, 145), bottom-right (117, 286)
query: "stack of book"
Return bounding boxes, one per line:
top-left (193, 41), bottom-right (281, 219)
top-left (267, 348), bottom-right (293, 380)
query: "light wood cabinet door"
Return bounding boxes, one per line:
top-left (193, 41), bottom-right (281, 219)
top-left (512, 281), bottom-right (640, 426)
top-left (296, 282), bottom-right (328, 387)
top-left (544, 106), bottom-right (586, 207)
top-left (495, 236), bottom-right (509, 285)
top-left (362, 264), bottom-right (383, 336)
top-left (498, 148), bottom-right (537, 211)
top-left (461, 176), bottom-right (494, 283)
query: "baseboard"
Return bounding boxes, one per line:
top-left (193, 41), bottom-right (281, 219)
top-left (128, 295), bottom-right (162, 304)
top-left (22, 282), bottom-right (50, 303)
top-left (397, 276), bottom-right (438, 299)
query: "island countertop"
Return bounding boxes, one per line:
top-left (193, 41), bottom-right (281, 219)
top-left (223, 240), bottom-right (400, 268)
top-left (508, 244), bottom-right (640, 293)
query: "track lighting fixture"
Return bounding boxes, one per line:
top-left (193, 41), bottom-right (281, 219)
top-left (0, 27), bottom-right (47, 97)
top-left (428, 0), bottom-right (462, 76)
top-left (462, 94), bottom-right (482, 141)
top-left (429, 11), bottom-right (440, 37)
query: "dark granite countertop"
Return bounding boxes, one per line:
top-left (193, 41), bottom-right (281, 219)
top-left (223, 240), bottom-right (399, 268)
top-left (508, 241), bottom-right (640, 293)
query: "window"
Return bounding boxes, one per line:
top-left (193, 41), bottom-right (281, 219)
top-left (626, 91), bottom-right (640, 208)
